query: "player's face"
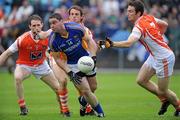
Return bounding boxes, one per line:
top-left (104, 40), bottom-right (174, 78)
top-left (69, 9), bottom-right (83, 23)
top-left (29, 20), bottom-right (43, 35)
top-left (127, 6), bottom-right (140, 23)
top-left (49, 18), bottom-right (64, 32)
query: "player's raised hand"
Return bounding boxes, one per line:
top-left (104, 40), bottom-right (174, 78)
top-left (98, 37), bottom-right (113, 49)
top-left (105, 37), bottom-right (113, 47)
top-left (67, 71), bottom-right (82, 85)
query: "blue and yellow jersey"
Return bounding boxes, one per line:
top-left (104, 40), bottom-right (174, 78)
top-left (49, 22), bottom-right (89, 64)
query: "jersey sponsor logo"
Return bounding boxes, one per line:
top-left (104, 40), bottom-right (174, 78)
top-left (66, 39), bottom-right (73, 46)
top-left (30, 51), bottom-right (43, 60)
top-left (63, 40), bottom-right (81, 53)
top-left (73, 35), bottom-right (78, 39)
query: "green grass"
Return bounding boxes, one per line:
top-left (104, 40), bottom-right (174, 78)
top-left (0, 71), bottom-right (180, 120)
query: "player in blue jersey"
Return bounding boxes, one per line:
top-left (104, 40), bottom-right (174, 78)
top-left (47, 13), bottom-right (104, 118)
top-left (67, 6), bottom-right (98, 116)
top-left (41, 6), bottom-right (98, 116)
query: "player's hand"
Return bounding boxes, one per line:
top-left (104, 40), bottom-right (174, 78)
top-left (98, 37), bottom-right (113, 49)
top-left (67, 71), bottom-right (82, 85)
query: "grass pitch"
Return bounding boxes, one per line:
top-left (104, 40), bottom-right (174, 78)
top-left (0, 71), bottom-right (180, 120)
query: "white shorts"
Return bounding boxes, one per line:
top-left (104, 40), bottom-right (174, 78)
top-left (49, 55), bottom-right (96, 76)
top-left (68, 64), bottom-right (96, 76)
top-left (17, 61), bottom-right (52, 79)
top-left (144, 54), bottom-right (175, 78)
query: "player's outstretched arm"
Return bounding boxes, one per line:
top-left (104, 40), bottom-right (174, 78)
top-left (37, 29), bottom-right (52, 39)
top-left (0, 49), bottom-right (13, 66)
top-left (98, 34), bottom-right (139, 49)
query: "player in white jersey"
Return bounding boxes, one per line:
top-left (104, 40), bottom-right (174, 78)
top-left (98, 0), bottom-right (180, 117)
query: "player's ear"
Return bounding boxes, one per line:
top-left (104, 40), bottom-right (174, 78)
top-left (41, 23), bottom-right (44, 29)
top-left (60, 19), bottom-right (63, 23)
top-left (137, 11), bottom-right (141, 17)
top-left (28, 25), bottom-right (31, 30)
top-left (81, 15), bottom-right (84, 22)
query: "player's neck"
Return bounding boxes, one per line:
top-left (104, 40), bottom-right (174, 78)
top-left (60, 31), bottom-right (69, 38)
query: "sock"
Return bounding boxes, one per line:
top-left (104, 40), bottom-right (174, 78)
top-left (86, 104), bottom-right (92, 113)
top-left (176, 100), bottom-right (180, 111)
top-left (93, 103), bottom-right (104, 115)
top-left (58, 89), bottom-right (69, 113)
top-left (78, 96), bottom-right (88, 109)
top-left (157, 95), bottom-right (167, 103)
top-left (18, 99), bottom-right (26, 108)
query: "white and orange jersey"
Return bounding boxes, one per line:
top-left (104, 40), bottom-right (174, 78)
top-left (131, 14), bottom-right (173, 59)
top-left (9, 31), bottom-right (48, 66)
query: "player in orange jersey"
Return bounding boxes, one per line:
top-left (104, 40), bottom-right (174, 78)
top-left (0, 15), bottom-right (70, 117)
top-left (48, 5), bottom-right (98, 116)
top-left (98, 0), bottom-right (180, 117)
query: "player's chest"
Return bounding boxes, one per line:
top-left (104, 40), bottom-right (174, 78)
top-left (21, 39), bottom-right (48, 51)
top-left (55, 33), bottom-right (82, 49)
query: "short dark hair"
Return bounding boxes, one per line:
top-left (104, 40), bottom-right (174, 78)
top-left (49, 13), bottom-right (63, 21)
top-left (28, 14), bottom-right (43, 25)
top-left (128, 0), bottom-right (144, 16)
top-left (68, 5), bottom-right (84, 16)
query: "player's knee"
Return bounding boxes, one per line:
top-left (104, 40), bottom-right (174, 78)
top-left (15, 77), bottom-right (23, 85)
top-left (81, 90), bottom-right (91, 97)
top-left (136, 78), bottom-right (145, 86)
top-left (90, 84), bottom-right (97, 92)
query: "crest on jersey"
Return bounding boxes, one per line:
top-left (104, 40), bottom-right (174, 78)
top-left (73, 35), bottom-right (78, 39)
top-left (30, 51), bottom-right (43, 60)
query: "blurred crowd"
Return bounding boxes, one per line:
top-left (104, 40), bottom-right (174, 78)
top-left (0, 0), bottom-right (180, 65)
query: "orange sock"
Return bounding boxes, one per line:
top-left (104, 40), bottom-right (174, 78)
top-left (58, 89), bottom-right (69, 113)
top-left (176, 100), bottom-right (180, 111)
top-left (86, 104), bottom-right (92, 113)
top-left (18, 99), bottom-right (26, 108)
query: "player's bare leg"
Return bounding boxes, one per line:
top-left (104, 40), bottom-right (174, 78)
top-left (75, 75), bottom-right (97, 116)
top-left (85, 76), bottom-right (97, 115)
top-left (40, 72), bottom-right (70, 117)
top-left (76, 77), bottom-right (104, 117)
top-left (136, 64), bottom-right (157, 94)
top-left (136, 64), bottom-right (170, 115)
top-left (87, 76), bottom-right (97, 93)
top-left (14, 65), bottom-right (31, 115)
top-left (50, 62), bottom-right (70, 116)
top-left (158, 77), bottom-right (180, 116)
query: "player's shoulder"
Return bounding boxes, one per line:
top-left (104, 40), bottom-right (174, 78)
top-left (138, 14), bottom-right (155, 24)
top-left (83, 26), bottom-right (92, 35)
top-left (65, 22), bottom-right (85, 32)
top-left (17, 31), bottom-right (31, 45)
top-left (135, 14), bottom-right (155, 29)
top-left (19, 31), bottom-right (30, 40)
